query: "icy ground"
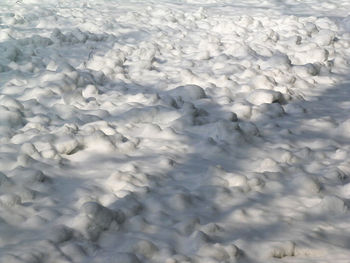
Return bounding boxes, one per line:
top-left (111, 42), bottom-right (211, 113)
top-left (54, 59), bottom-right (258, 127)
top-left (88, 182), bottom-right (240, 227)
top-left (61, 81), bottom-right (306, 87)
top-left (1, 0), bottom-right (350, 262)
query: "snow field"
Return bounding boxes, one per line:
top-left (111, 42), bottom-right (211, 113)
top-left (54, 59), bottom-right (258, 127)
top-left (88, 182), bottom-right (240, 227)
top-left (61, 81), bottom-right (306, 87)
top-left (0, 0), bottom-right (350, 262)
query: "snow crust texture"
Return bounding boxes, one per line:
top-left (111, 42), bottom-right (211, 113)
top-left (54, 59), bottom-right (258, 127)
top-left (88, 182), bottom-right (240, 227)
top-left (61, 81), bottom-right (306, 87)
top-left (1, 0), bottom-right (350, 262)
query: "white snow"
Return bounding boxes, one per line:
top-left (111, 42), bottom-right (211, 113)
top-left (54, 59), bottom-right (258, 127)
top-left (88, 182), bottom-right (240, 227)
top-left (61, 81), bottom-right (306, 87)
top-left (1, 0), bottom-right (350, 262)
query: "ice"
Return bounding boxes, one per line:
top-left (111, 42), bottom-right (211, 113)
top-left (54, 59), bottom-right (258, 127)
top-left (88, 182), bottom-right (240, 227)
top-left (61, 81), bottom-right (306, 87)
top-left (0, 194), bottom-right (22, 207)
top-left (78, 201), bottom-right (115, 240)
top-left (294, 47), bottom-right (329, 64)
top-left (54, 136), bottom-right (80, 155)
top-left (247, 89), bottom-right (283, 105)
top-left (318, 195), bottom-right (348, 214)
top-left (9, 167), bottom-right (48, 184)
top-left (313, 29), bottom-right (336, 46)
top-left (0, 106), bottom-right (24, 128)
top-left (48, 225), bottom-right (73, 244)
top-left (197, 243), bottom-right (231, 261)
top-left (82, 84), bottom-right (100, 98)
top-left (1, 0), bottom-right (350, 261)
top-left (133, 239), bottom-right (159, 259)
top-left (266, 241), bottom-right (295, 258)
top-left (169, 84), bottom-right (207, 102)
top-left (0, 172), bottom-right (13, 187)
top-left (251, 75), bottom-right (276, 90)
top-left (104, 253), bottom-right (141, 263)
top-left (292, 174), bottom-right (321, 195)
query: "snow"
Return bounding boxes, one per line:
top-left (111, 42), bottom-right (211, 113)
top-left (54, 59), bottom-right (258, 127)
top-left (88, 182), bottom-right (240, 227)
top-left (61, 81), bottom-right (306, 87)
top-left (1, 0), bottom-right (350, 262)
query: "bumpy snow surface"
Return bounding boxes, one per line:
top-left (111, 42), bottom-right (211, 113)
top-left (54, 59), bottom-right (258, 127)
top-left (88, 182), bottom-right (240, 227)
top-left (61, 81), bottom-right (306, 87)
top-left (1, 0), bottom-right (350, 262)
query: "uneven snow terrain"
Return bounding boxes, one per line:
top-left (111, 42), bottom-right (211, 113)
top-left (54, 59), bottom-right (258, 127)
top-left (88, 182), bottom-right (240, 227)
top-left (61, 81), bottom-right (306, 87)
top-left (1, 0), bottom-right (350, 262)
